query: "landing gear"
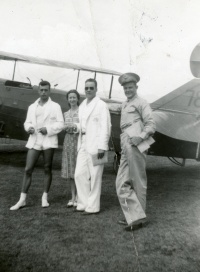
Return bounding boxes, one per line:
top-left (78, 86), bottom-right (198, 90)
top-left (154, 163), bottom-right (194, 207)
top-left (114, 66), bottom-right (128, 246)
top-left (0, 121), bottom-right (5, 137)
top-left (113, 152), bottom-right (121, 174)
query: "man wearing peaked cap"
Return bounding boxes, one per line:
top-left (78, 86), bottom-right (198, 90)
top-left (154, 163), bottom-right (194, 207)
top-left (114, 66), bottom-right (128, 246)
top-left (111, 72), bottom-right (156, 231)
top-left (118, 72), bottom-right (140, 86)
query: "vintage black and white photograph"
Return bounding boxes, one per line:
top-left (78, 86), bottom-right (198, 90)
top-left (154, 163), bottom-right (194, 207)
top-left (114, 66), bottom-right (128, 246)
top-left (0, 0), bottom-right (200, 271)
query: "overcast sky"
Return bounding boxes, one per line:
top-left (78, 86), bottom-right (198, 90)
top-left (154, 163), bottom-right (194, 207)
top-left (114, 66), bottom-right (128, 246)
top-left (0, 0), bottom-right (199, 102)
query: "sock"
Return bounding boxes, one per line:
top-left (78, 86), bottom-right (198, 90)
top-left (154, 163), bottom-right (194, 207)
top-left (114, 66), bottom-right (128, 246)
top-left (10, 193), bottom-right (27, 211)
top-left (42, 192), bottom-right (49, 207)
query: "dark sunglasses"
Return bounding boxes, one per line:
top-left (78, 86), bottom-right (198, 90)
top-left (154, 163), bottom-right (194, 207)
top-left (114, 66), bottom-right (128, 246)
top-left (85, 87), bottom-right (94, 91)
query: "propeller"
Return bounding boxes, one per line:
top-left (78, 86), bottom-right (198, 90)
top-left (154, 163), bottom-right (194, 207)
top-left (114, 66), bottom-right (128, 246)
top-left (190, 43), bottom-right (200, 78)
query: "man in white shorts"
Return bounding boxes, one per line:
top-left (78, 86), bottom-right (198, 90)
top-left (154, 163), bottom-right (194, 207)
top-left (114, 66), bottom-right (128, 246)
top-left (10, 80), bottom-right (64, 210)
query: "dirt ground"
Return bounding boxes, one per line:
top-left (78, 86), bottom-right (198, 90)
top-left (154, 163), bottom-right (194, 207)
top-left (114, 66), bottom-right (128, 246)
top-left (0, 144), bottom-right (200, 272)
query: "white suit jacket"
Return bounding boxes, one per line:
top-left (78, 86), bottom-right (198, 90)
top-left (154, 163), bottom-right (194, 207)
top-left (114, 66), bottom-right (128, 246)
top-left (24, 98), bottom-right (64, 149)
top-left (76, 97), bottom-right (111, 154)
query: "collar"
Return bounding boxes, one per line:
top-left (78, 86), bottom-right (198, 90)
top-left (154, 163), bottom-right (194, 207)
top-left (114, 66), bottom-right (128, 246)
top-left (35, 97), bottom-right (51, 105)
top-left (86, 96), bottom-right (99, 105)
top-left (126, 94), bottom-right (138, 103)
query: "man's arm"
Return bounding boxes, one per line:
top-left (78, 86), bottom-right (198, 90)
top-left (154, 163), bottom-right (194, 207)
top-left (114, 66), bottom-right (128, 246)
top-left (98, 103), bottom-right (111, 156)
top-left (139, 102), bottom-right (156, 140)
top-left (129, 101), bottom-right (156, 146)
top-left (24, 105), bottom-right (36, 134)
top-left (46, 104), bottom-right (64, 136)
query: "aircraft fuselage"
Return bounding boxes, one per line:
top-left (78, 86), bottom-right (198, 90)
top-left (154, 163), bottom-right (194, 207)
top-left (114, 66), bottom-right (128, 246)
top-left (0, 78), bottom-right (199, 164)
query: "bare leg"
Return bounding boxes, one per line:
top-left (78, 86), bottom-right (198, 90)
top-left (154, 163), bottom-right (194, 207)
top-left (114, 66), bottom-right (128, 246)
top-left (70, 178), bottom-right (77, 202)
top-left (41, 148), bottom-right (54, 207)
top-left (67, 178), bottom-right (77, 207)
top-left (22, 149), bottom-right (41, 193)
top-left (42, 148), bottom-right (54, 192)
top-left (10, 149), bottom-right (41, 210)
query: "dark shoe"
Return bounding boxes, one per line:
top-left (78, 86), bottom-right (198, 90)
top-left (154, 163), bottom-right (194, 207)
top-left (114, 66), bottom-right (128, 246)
top-left (118, 219), bottom-right (127, 225)
top-left (81, 211), bottom-right (99, 215)
top-left (125, 218), bottom-right (148, 231)
top-left (73, 209), bottom-right (84, 212)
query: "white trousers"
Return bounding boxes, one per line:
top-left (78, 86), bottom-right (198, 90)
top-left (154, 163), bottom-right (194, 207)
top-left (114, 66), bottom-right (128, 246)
top-left (75, 136), bottom-right (104, 213)
top-left (116, 133), bottom-right (147, 225)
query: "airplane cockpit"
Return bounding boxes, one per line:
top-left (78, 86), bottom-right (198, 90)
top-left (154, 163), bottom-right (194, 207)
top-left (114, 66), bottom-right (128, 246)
top-left (4, 80), bottom-right (32, 89)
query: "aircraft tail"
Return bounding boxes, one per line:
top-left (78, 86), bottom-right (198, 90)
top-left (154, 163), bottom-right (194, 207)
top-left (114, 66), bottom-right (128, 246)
top-left (151, 79), bottom-right (200, 143)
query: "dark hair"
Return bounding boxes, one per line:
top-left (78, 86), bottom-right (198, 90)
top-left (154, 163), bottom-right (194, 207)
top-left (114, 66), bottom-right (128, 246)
top-left (85, 78), bottom-right (97, 88)
top-left (39, 80), bottom-right (51, 89)
top-left (66, 89), bottom-right (80, 107)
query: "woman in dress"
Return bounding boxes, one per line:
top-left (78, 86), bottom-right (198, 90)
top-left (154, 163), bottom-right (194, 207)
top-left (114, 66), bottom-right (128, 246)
top-left (61, 89), bottom-right (80, 207)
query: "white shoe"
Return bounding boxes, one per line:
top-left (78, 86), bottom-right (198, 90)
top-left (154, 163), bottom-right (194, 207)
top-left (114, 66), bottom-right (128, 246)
top-left (42, 198), bottom-right (49, 208)
top-left (10, 200), bottom-right (26, 211)
top-left (42, 192), bottom-right (49, 208)
top-left (67, 200), bottom-right (74, 208)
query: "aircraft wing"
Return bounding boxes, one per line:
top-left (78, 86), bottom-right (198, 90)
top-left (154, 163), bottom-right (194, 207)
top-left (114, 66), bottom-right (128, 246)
top-left (0, 51), bottom-right (122, 76)
top-left (151, 79), bottom-right (200, 143)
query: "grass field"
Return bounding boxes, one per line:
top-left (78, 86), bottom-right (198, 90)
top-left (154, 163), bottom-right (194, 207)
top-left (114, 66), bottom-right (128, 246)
top-left (0, 146), bottom-right (200, 272)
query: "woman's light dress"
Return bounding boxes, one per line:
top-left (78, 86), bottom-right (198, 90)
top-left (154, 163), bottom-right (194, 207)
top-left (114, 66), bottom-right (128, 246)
top-left (61, 109), bottom-right (79, 179)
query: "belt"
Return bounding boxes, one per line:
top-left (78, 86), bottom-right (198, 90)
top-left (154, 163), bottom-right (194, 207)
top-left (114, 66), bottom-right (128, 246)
top-left (81, 132), bottom-right (86, 135)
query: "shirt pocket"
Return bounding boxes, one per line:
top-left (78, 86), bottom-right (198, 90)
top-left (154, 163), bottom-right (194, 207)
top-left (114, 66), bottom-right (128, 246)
top-left (92, 114), bottom-right (100, 123)
top-left (126, 106), bottom-right (136, 113)
top-left (49, 115), bottom-right (57, 124)
top-left (49, 112), bottom-right (57, 119)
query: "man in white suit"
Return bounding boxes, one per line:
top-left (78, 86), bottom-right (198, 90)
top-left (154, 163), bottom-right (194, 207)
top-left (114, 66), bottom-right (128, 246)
top-left (10, 81), bottom-right (64, 210)
top-left (72, 78), bottom-right (111, 215)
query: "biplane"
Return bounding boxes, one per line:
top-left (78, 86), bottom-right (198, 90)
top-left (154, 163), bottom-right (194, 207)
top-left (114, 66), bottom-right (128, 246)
top-left (0, 46), bottom-right (200, 172)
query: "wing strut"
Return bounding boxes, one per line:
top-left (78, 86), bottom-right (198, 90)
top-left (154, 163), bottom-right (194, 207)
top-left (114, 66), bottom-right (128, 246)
top-left (12, 60), bottom-right (17, 80)
top-left (109, 75), bottom-right (114, 99)
top-left (76, 70), bottom-right (80, 90)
